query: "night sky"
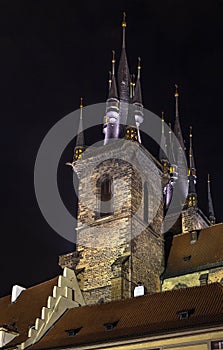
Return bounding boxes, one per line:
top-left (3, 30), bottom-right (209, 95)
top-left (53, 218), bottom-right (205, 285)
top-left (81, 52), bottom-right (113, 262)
top-left (1, 0), bottom-right (223, 297)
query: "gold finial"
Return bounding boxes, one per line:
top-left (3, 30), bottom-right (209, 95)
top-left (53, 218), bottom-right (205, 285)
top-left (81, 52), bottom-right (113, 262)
top-left (108, 71), bottom-right (112, 88)
top-left (80, 97), bottom-right (83, 109)
top-left (189, 126), bottom-right (193, 157)
top-left (130, 74), bottom-right (133, 98)
top-left (175, 83), bottom-right (179, 97)
top-left (130, 75), bottom-right (136, 85)
top-left (208, 173), bottom-right (211, 183)
top-left (111, 50), bottom-right (115, 75)
top-left (137, 57), bottom-right (141, 79)
top-left (161, 112), bottom-right (165, 134)
top-left (169, 122), bottom-right (172, 134)
top-left (112, 50), bottom-right (115, 63)
top-left (189, 125), bottom-right (193, 138)
top-left (132, 73), bottom-right (135, 86)
top-left (122, 12), bottom-right (126, 27)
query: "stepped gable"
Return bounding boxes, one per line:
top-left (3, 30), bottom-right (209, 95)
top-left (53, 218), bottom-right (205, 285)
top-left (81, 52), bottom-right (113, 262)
top-left (0, 276), bottom-right (58, 347)
top-left (29, 283), bottom-right (223, 349)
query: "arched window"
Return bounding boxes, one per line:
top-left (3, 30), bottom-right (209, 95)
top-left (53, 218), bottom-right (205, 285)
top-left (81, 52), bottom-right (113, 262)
top-left (144, 183), bottom-right (149, 224)
top-left (96, 175), bottom-right (113, 218)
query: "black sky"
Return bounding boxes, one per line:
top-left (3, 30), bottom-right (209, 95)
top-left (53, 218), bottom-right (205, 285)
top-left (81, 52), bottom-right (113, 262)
top-left (1, 0), bottom-right (223, 297)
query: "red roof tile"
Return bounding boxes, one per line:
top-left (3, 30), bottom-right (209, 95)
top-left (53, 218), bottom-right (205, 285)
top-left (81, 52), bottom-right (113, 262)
top-left (30, 283), bottom-right (223, 349)
top-left (163, 223), bottom-right (223, 278)
top-left (0, 276), bottom-right (58, 346)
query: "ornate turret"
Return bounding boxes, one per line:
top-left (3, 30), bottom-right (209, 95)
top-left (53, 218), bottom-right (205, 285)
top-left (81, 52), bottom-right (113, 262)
top-left (104, 50), bottom-right (120, 145)
top-left (187, 126), bottom-right (197, 208)
top-left (118, 13), bottom-right (130, 127)
top-left (73, 98), bottom-right (85, 161)
top-left (208, 174), bottom-right (216, 225)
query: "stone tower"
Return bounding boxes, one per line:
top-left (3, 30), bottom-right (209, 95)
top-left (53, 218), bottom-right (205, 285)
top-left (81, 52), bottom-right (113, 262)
top-left (59, 16), bottom-right (215, 305)
top-left (59, 15), bottom-right (165, 305)
top-left (72, 140), bottom-right (165, 304)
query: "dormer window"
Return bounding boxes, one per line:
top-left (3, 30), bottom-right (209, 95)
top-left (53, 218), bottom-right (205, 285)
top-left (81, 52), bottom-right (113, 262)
top-left (104, 321), bottom-right (118, 331)
top-left (65, 327), bottom-right (82, 337)
top-left (183, 255), bottom-right (191, 262)
top-left (177, 308), bottom-right (194, 320)
top-left (199, 273), bottom-right (208, 286)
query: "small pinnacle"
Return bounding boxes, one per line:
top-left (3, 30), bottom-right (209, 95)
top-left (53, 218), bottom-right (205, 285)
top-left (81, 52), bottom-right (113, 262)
top-left (169, 122), bottom-right (172, 133)
top-left (189, 125), bottom-right (192, 138)
top-left (132, 74), bottom-right (135, 86)
top-left (111, 50), bottom-right (115, 75)
top-left (175, 83), bottom-right (179, 97)
top-left (122, 12), bottom-right (126, 27)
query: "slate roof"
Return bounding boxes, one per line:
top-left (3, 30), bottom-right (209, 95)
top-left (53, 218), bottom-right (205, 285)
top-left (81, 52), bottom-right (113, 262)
top-left (163, 223), bottom-right (223, 279)
top-left (30, 283), bottom-right (223, 350)
top-left (0, 276), bottom-right (58, 347)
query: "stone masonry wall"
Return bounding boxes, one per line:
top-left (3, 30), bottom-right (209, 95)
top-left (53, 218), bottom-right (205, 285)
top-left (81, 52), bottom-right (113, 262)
top-left (73, 141), bottom-right (164, 304)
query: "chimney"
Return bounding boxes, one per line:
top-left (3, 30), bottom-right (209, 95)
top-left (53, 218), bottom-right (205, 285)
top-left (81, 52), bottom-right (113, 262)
top-left (11, 285), bottom-right (26, 303)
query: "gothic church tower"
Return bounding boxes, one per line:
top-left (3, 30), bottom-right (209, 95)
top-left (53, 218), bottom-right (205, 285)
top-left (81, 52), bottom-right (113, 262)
top-left (60, 15), bottom-right (165, 305)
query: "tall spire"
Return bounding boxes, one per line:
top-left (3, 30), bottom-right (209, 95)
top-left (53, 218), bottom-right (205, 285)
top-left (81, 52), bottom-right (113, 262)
top-left (76, 97), bottom-right (84, 147)
top-left (167, 123), bottom-right (176, 165)
top-left (159, 112), bottom-right (168, 170)
top-left (118, 12), bottom-right (130, 103)
top-left (103, 51), bottom-right (120, 145)
top-left (132, 57), bottom-right (142, 105)
top-left (189, 126), bottom-right (196, 173)
top-left (74, 98), bottom-right (85, 160)
top-left (174, 84), bottom-right (185, 151)
top-left (187, 126), bottom-right (197, 207)
top-left (108, 50), bottom-right (118, 99)
top-left (208, 174), bottom-right (216, 225)
top-left (122, 11), bottom-right (126, 48)
top-left (131, 57), bottom-right (143, 143)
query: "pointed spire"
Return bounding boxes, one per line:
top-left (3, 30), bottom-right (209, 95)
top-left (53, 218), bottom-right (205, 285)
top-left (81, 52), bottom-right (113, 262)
top-left (75, 97), bottom-right (85, 147)
top-left (132, 57), bottom-right (142, 105)
top-left (108, 71), bottom-right (112, 90)
top-left (130, 74), bottom-right (135, 99)
top-left (187, 125), bottom-right (197, 207)
top-left (118, 12), bottom-right (130, 102)
top-left (208, 174), bottom-right (216, 225)
top-left (189, 126), bottom-right (196, 171)
top-left (73, 98), bottom-right (85, 161)
top-left (122, 12), bottom-right (126, 48)
top-left (108, 50), bottom-right (118, 99)
top-left (159, 112), bottom-right (168, 166)
top-left (168, 122), bottom-right (176, 165)
top-left (174, 84), bottom-right (185, 151)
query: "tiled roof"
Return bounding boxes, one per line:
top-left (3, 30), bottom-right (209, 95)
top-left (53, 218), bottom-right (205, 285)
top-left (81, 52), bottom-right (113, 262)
top-left (0, 276), bottom-right (58, 347)
top-left (163, 223), bottom-right (223, 278)
top-left (30, 283), bottom-right (223, 349)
